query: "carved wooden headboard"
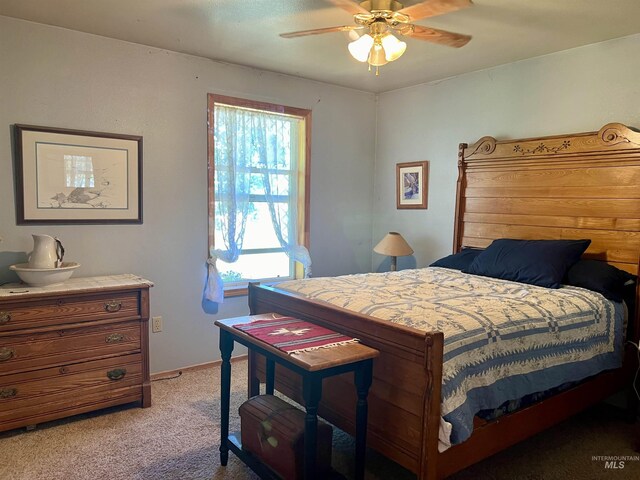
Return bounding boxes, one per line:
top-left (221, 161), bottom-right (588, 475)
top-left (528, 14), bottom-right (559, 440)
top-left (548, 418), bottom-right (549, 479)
top-left (454, 123), bottom-right (640, 276)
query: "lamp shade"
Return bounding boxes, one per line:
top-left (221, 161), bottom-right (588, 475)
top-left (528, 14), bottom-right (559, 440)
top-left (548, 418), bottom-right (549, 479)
top-left (373, 232), bottom-right (414, 257)
top-left (368, 43), bottom-right (388, 66)
top-left (380, 33), bottom-right (407, 62)
top-left (348, 34), bottom-right (374, 62)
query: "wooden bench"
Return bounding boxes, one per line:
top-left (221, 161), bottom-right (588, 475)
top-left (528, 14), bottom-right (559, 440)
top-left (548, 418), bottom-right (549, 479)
top-left (216, 313), bottom-right (380, 480)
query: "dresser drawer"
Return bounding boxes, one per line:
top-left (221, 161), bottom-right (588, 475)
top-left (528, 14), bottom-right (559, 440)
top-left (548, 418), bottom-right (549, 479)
top-left (0, 385), bottom-right (143, 431)
top-left (0, 321), bottom-right (141, 375)
top-left (0, 383), bottom-right (142, 432)
top-left (0, 291), bottom-right (140, 332)
top-left (0, 353), bottom-right (142, 418)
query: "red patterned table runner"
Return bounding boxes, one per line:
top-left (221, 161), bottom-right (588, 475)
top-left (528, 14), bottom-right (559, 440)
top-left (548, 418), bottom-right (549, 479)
top-left (235, 317), bottom-right (358, 354)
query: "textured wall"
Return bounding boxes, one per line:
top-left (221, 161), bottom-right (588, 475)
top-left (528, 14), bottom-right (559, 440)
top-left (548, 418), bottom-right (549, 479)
top-left (3, 15), bottom-right (638, 374)
top-left (0, 16), bottom-right (376, 373)
top-left (373, 34), bottom-right (640, 271)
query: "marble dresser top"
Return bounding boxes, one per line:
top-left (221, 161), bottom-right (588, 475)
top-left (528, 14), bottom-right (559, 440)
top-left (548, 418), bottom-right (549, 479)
top-left (0, 274), bottom-right (154, 298)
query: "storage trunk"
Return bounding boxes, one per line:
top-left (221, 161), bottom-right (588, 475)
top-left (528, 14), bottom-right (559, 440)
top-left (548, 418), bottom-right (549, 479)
top-left (239, 394), bottom-right (333, 479)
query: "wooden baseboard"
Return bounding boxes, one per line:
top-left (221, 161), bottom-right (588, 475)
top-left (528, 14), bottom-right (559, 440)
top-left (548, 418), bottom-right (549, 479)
top-left (150, 354), bottom-right (248, 380)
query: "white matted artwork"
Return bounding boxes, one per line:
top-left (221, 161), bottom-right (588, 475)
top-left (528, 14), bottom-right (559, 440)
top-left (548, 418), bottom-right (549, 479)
top-left (15, 125), bottom-right (142, 224)
top-left (396, 161), bottom-right (428, 209)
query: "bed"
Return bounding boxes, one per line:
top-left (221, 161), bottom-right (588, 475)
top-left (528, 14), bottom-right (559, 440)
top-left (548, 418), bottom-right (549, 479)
top-left (247, 122), bottom-right (640, 479)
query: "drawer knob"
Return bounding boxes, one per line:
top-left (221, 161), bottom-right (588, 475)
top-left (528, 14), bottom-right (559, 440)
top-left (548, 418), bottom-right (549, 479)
top-left (0, 388), bottom-right (17, 399)
top-left (107, 368), bottom-right (127, 381)
top-left (0, 348), bottom-right (15, 362)
top-left (105, 333), bottom-right (125, 344)
top-left (104, 301), bottom-right (122, 313)
top-left (0, 312), bottom-right (11, 325)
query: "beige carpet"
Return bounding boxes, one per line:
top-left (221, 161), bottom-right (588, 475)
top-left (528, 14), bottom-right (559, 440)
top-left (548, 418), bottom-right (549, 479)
top-left (1, 359), bottom-right (639, 480)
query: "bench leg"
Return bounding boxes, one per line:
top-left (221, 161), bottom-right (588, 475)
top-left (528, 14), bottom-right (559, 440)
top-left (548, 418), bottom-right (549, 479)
top-left (219, 330), bottom-right (234, 466)
top-left (248, 350), bottom-right (260, 397)
top-left (266, 358), bottom-right (275, 395)
top-left (303, 374), bottom-right (322, 480)
top-left (354, 360), bottom-right (373, 480)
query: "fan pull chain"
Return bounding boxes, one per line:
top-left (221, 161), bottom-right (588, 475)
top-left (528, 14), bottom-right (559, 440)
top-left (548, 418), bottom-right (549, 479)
top-left (367, 64), bottom-right (381, 76)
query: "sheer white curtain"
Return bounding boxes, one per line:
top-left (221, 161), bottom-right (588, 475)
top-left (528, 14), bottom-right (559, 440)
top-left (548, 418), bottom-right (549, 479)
top-left (252, 114), bottom-right (312, 276)
top-left (205, 106), bottom-right (311, 304)
top-left (205, 106), bottom-right (252, 303)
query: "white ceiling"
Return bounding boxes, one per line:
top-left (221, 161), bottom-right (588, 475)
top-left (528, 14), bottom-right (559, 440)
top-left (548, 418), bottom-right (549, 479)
top-left (1, 0), bottom-right (639, 93)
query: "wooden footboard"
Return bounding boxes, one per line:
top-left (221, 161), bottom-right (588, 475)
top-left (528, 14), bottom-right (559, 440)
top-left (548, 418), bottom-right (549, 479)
top-left (248, 283), bottom-right (444, 479)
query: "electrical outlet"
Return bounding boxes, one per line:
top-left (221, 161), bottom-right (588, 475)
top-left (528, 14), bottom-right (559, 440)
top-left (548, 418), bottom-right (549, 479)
top-left (152, 316), bottom-right (163, 333)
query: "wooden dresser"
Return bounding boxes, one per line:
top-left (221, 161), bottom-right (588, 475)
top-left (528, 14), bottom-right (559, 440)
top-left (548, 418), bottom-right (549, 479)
top-left (0, 275), bottom-right (152, 433)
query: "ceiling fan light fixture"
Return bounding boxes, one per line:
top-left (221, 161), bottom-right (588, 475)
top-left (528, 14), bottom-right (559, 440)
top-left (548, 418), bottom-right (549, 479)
top-left (348, 34), bottom-right (374, 62)
top-left (368, 42), bottom-right (389, 66)
top-left (280, 0), bottom-right (473, 76)
top-left (380, 33), bottom-right (407, 62)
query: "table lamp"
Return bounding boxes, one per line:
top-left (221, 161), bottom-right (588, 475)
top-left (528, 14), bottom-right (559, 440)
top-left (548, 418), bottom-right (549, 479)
top-left (373, 232), bottom-right (414, 271)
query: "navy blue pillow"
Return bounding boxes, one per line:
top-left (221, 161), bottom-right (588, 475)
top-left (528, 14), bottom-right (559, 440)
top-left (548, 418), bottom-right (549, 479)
top-left (565, 259), bottom-right (636, 302)
top-left (430, 248), bottom-right (483, 270)
top-left (463, 239), bottom-right (591, 288)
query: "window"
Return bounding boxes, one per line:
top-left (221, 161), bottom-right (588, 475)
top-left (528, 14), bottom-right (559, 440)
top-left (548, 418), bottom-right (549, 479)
top-left (207, 94), bottom-right (311, 297)
top-left (64, 155), bottom-right (95, 188)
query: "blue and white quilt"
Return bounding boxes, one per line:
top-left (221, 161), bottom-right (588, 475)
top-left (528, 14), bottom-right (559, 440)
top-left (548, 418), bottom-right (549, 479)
top-left (276, 267), bottom-right (625, 451)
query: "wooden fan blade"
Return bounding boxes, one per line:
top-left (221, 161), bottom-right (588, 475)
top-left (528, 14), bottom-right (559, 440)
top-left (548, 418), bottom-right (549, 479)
top-left (326, 0), bottom-right (370, 15)
top-left (397, 0), bottom-right (473, 22)
top-left (280, 25), bottom-right (361, 38)
top-left (402, 24), bottom-right (471, 47)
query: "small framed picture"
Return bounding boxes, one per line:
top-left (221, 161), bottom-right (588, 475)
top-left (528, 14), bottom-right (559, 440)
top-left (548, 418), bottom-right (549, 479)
top-left (396, 161), bottom-right (428, 209)
top-left (14, 124), bottom-right (143, 224)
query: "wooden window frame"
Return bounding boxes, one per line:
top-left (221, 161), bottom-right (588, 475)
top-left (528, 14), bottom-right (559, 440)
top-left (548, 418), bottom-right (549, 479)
top-left (207, 94), bottom-right (311, 297)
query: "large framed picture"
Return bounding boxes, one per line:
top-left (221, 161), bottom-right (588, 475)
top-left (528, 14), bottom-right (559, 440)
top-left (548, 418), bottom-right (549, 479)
top-left (396, 161), bottom-right (428, 209)
top-left (14, 125), bottom-right (143, 224)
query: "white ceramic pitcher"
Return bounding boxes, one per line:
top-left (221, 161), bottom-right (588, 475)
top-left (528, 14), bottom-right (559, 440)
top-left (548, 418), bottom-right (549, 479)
top-left (28, 234), bottom-right (64, 269)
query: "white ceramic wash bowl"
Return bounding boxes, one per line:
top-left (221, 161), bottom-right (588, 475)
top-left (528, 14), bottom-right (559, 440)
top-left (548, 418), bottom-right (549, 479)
top-left (9, 262), bottom-right (81, 287)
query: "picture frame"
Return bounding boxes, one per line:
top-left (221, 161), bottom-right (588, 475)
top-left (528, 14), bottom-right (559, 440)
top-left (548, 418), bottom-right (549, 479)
top-left (396, 161), bottom-right (429, 209)
top-left (14, 124), bottom-right (143, 224)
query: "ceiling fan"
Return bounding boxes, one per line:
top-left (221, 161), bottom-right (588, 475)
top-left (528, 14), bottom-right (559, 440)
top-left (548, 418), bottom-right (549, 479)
top-left (280, 0), bottom-right (473, 75)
